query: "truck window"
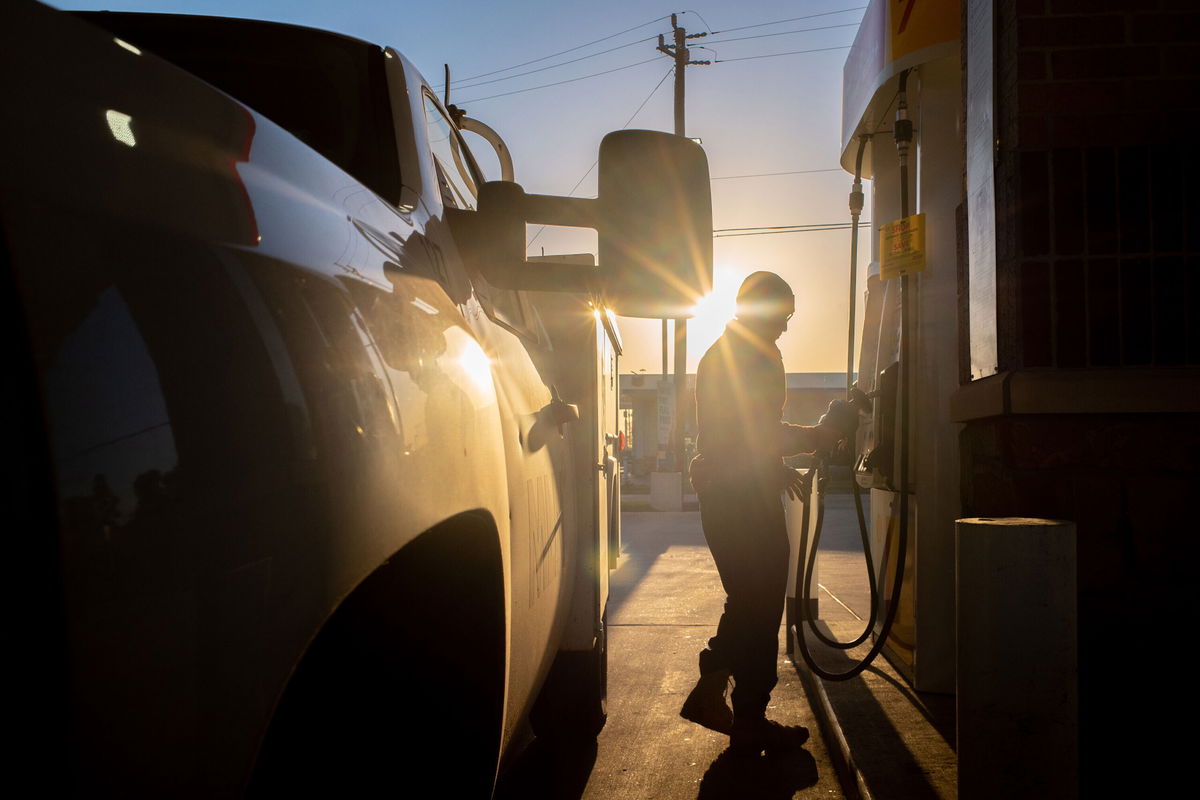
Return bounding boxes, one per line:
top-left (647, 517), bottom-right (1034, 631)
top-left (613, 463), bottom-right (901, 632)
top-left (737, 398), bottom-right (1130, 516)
top-left (73, 12), bottom-right (402, 206)
top-left (421, 93), bottom-right (479, 210)
top-left (415, 96), bottom-right (536, 336)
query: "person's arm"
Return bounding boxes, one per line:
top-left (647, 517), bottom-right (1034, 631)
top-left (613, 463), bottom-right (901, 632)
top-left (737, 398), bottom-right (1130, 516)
top-left (780, 398), bottom-right (860, 455)
top-left (778, 421), bottom-right (842, 456)
top-left (775, 415), bottom-right (844, 503)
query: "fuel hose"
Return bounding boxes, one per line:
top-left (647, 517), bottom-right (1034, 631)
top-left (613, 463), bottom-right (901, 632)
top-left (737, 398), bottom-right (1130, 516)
top-left (791, 69), bottom-right (913, 682)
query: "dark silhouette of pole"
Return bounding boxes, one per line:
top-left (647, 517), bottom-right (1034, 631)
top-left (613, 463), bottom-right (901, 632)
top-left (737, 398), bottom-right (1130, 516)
top-left (662, 322), bottom-right (668, 380)
top-left (660, 318), bottom-right (666, 471)
top-left (657, 14), bottom-right (708, 484)
top-left (671, 15), bottom-right (686, 137)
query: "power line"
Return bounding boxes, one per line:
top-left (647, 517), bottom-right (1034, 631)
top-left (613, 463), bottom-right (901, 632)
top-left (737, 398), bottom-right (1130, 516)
top-left (713, 223), bottom-right (871, 238)
top-left (711, 6), bottom-right (867, 35)
top-left (679, 9), bottom-right (715, 34)
top-left (456, 23), bottom-right (854, 103)
top-left (461, 57), bottom-right (661, 103)
top-left (711, 168), bottom-right (843, 180)
top-left (621, 66), bottom-right (676, 128)
top-left (715, 222), bottom-right (864, 232)
top-left (714, 229), bottom-right (852, 238)
top-left (715, 44), bottom-right (853, 64)
top-left (440, 5), bottom-right (864, 93)
top-left (562, 67), bottom-right (675, 195)
top-left (526, 66), bottom-right (675, 250)
top-left (706, 22), bottom-right (861, 46)
top-left (437, 15), bottom-right (671, 87)
top-left (453, 35), bottom-right (656, 91)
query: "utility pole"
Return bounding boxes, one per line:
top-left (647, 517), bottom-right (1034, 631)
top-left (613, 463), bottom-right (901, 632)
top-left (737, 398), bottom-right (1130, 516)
top-left (656, 14), bottom-right (708, 488)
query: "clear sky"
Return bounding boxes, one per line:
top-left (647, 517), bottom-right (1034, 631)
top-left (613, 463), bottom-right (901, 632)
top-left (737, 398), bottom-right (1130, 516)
top-left (50, 0), bottom-right (873, 375)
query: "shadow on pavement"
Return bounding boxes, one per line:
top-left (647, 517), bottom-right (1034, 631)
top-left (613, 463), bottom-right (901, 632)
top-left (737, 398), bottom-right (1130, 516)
top-left (863, 663), bottom-right (956, 748)
top-left (607, 511), bottom-right (706, 620)
top-left (696, 744), bottom-right (818, 799)
top-left (493, 736), bottom-right (597, 800)
top-left (795, 622), bottom-right (954, 799)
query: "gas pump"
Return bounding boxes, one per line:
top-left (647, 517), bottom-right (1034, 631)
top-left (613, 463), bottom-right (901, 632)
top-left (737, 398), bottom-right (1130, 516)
top-left (790, 72), bottom-right (915, 680)
top-left (790, 3), bottom-right (966, 695)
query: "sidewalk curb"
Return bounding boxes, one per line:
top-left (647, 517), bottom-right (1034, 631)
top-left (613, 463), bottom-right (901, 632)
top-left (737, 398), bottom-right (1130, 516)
top-left (792, 648), bottom-right (873, 800)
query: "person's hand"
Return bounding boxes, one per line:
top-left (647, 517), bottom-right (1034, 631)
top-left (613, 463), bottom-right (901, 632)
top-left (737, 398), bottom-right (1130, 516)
top-left (816, 398), bottom-right (864, 453)
top-left (812, 422), bottom-right (844, 453)
top-left (782, 466), bottom-right (812, 503)
top-left (818, 399), bottom-right (859, 445)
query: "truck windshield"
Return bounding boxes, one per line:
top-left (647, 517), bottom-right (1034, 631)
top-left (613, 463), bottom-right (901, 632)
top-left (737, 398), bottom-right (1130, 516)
top-left (74, 12), bottom-right (402, 206)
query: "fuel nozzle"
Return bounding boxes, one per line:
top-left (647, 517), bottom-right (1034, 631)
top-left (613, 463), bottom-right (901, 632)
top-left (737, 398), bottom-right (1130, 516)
top-left (820, 398), bottom-right (859, 440)
top-left (819, 396), bottom-right (863, 466)
top-left (826, 386), bottom-right (873, 467)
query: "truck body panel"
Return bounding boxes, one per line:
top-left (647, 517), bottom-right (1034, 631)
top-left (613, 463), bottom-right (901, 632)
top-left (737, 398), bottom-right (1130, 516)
top-left (1, 1), bottom-right (663, 793)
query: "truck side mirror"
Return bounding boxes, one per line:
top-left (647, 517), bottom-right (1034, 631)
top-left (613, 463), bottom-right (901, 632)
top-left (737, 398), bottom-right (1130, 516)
top-left (596, 130), bottom-right (713, 318)
top-left (450, 130), bottom-right (713, 320)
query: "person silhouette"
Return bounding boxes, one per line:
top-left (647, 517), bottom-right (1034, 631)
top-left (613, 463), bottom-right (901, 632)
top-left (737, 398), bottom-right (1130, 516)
top-left (680, 271), bottom-right (847, 755)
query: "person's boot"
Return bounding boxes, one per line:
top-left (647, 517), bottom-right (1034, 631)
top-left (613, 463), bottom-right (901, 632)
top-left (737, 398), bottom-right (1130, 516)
top-left (728, 715), bottom-right (809, 757)
top-left (679, 668), bottom-right (733, 733)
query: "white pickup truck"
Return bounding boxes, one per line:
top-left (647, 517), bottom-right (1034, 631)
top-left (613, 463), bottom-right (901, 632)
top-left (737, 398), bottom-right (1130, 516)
top-left (1, 1), bottom-right (711, 795)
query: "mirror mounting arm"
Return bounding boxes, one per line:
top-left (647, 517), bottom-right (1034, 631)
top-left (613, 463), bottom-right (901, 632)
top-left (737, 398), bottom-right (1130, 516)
top-left (519, 193), bottom-right (600, 230)
top-left (449, 130), bottom-right (713, 316)
top-left (483, 258), bottom-right (598, 293)
top-left (451, 182), bottom-right (601, 293)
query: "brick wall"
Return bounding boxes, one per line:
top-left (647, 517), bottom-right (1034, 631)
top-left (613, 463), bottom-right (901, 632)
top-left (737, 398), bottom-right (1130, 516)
top-left (966, 3), bottom-right (1200, 790)
top-left (994, 0), bottom-right (1200, 370)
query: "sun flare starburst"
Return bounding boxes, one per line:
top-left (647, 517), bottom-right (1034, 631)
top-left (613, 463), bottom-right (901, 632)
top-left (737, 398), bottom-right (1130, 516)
top-left (687, 266), bottom-right (743, 356)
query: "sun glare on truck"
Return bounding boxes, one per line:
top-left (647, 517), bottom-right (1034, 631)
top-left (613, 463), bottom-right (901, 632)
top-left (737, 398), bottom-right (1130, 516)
top-left (104, 110), bottom-right (136, 147)
top-left (456, 338), bottom-right (493, 394)
top-left (411, 297), bottom-right (439, 315)
top-left (113, 37), bottom-right (141, 55)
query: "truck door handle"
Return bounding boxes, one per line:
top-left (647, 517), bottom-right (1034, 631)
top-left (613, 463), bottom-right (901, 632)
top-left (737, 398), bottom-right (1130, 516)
top-left (522, 386), bottom-right (579, 453)
top-left (545, 385), bottom-right (579, 434)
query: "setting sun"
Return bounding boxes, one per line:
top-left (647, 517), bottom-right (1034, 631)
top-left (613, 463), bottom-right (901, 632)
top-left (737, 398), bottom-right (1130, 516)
top-left (686, 266), bottom-right (743, 358)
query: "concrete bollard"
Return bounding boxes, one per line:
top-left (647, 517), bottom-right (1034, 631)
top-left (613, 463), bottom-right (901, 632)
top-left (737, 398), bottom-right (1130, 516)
top-left (649, 471), bottom-right (683, 511)
top-left (956, 517), bottom-right (1078, 800)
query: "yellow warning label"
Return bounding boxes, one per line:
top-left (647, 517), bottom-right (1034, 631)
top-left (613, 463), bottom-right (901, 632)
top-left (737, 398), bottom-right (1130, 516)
top-left (880, 213), bottom-right (926, 280)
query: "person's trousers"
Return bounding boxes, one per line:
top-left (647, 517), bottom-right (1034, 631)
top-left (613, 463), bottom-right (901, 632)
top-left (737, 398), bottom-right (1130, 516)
top-left (697, 479), bottom-right (789, 719)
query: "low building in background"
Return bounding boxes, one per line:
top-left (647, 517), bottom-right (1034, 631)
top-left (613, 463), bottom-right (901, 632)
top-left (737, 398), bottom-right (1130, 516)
top-left (619, 372), bottom-right (848, 481)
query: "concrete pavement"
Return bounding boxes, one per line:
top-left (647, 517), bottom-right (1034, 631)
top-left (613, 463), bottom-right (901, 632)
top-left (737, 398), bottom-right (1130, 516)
top-left (794, 493), bottom-right (956, 800)
top-left (495, 494), bottom-right (957, 799)
top-left (496, 510), bottom-right (845, 799)
top-left (585, 511), bottom-right (843, 799)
